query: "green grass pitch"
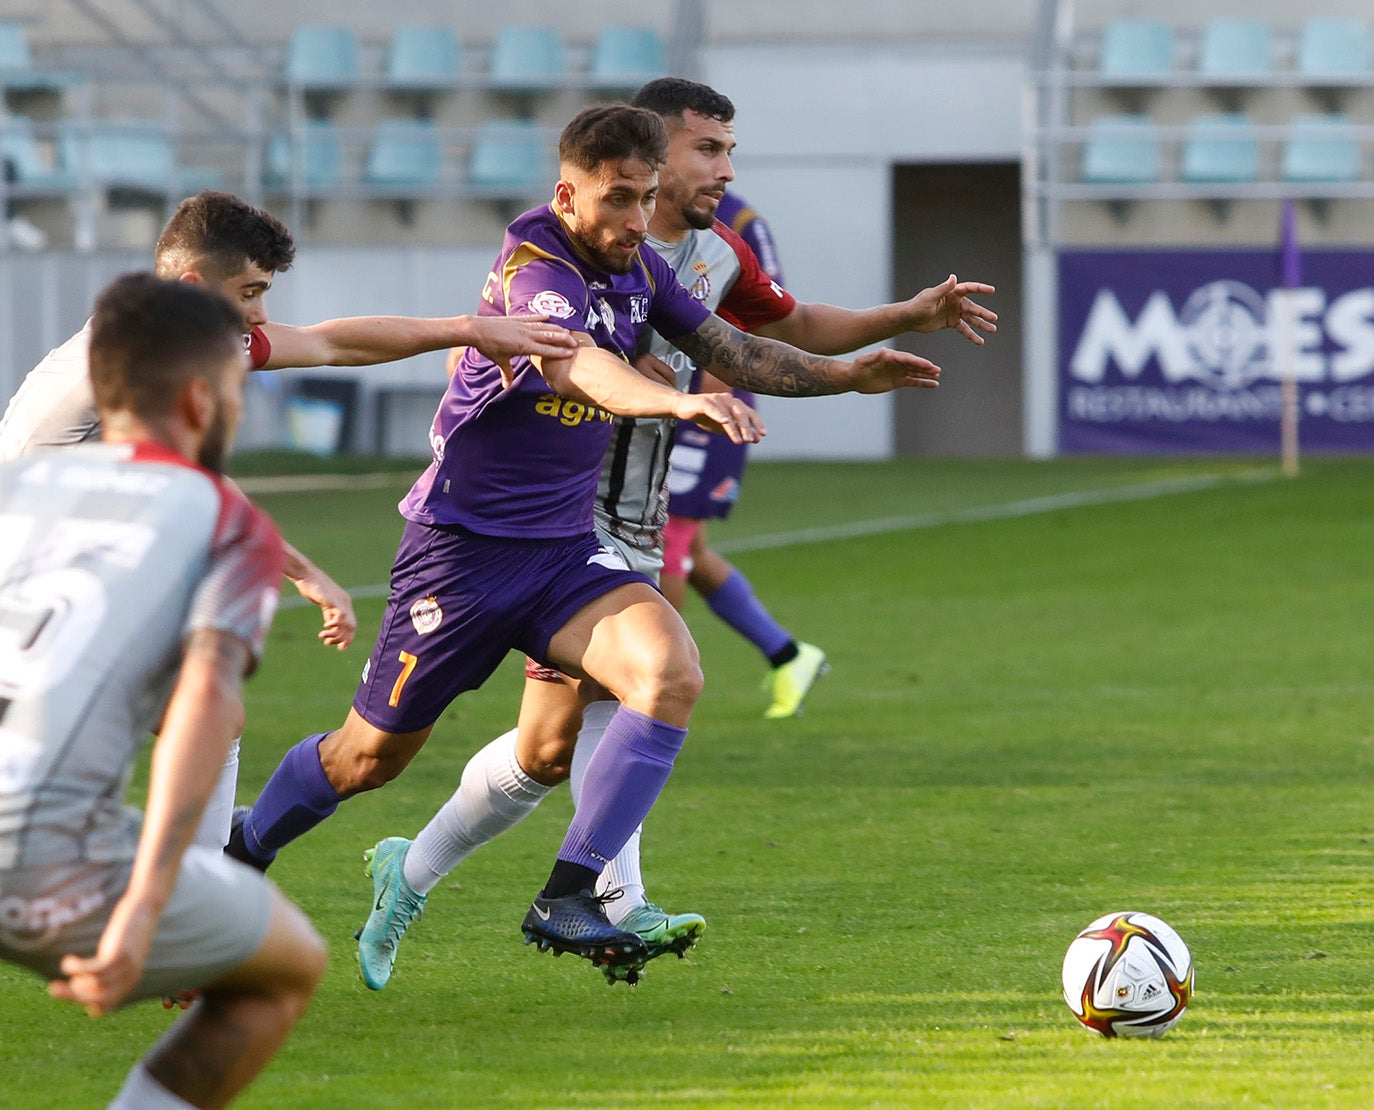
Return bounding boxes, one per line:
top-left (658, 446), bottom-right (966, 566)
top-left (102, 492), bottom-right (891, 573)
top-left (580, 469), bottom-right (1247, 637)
top-left (3, 455), bottom-right (1374, 1107)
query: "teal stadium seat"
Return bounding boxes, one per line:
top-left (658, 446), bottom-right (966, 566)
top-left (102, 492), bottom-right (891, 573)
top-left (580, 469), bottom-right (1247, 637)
top-left (467, 119), bottom-right (548, 197)
top-left (589, 27), bottom-right (666, 91)
top-left (1198, 18), bottom-right (1273, 80)
top-left (0, 19), bottom-right (82, 92)
top-left (1081, 115), bottom-right (1162, 184)
top-left (1282, 114), bottom-right (1360, 183)
top-left (489, 26), bottom-right (565, 93)
top-left (367, 119), bottom-right (442, 189)
top-left (1180, 113), bottom-right (1260, 183)
top-left (60, 120), bottom-right (175, 194)
top-left (284, 26), bottom-right (359, 91)
top-left (0, 115), bottom-right (78, 193)
top-left (1297, 18), bottom-right (1372, 82)
top-left (1097, 19), bottom-right (1175, 82)
top-left (264, 121), bottom-right (343, 191)
top-left (386, 26), bottom-right (461, 91)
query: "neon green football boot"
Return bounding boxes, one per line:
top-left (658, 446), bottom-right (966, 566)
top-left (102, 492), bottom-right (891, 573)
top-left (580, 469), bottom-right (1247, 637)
top-left (357, 837), bottom-right (426, 991)
top-left (763, 642), bottom-right (829, 719)
top-left (599, 902), bottom-right (706, 984)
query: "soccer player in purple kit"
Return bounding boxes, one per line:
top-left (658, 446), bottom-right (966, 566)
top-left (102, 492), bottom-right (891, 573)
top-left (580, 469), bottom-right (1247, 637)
top-left (347, 79), bottom-right (996, 992)
top-left (225, 103), bottom-right (943, 978)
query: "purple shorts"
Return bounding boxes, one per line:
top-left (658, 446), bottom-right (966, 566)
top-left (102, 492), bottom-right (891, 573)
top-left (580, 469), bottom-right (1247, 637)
top-left (353, 521), bottom-right (654, 733)
top-left (665, 390), bottom-right (754, 521)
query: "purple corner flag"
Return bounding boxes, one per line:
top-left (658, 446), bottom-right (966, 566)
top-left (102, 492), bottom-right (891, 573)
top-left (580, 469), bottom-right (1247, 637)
top-left (1280, 198), bottom-right (1301, 290)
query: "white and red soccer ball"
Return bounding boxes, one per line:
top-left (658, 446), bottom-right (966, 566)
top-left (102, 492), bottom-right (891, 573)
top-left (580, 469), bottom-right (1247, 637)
top-left (1062, 911), bottom-right (1194, 1038)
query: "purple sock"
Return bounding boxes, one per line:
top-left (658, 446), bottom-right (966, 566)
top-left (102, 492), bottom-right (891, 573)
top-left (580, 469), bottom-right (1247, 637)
top-left (705, 569), bottom-right (792, 661)
top-left (242, 733), bottom-right (343, 862)
top-left (556, 707), bottom-right (687, 873)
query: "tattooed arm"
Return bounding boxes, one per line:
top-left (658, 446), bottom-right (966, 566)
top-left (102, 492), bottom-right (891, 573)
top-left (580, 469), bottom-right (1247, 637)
top-left (669, 314), bottom-right (943, 397)
top-left (50, 629), bottom-right (250, 1017)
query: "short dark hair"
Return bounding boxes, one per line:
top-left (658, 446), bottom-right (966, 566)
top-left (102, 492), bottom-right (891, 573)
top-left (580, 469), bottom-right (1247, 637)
top-left (559, 105), bottom-right (668, 175)
top-left (89, 272), bottom-right (244, 422)
top-left (154, 190), bottom-right (296, 282)
top-left (631, 77), bottom-right (735, 124)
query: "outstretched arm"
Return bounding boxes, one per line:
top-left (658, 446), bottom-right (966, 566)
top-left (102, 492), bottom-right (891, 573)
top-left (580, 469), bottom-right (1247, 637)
top-left (259, 314), bottom-right (577, 371)
top-left (754, 274), bottom-right (997, 355)
top-left (49, 630), bottom-right (250, 1017)
top-left (669, 315), bottom-right (942, 397)
top-left (537, 341), bottom-right (765, 444)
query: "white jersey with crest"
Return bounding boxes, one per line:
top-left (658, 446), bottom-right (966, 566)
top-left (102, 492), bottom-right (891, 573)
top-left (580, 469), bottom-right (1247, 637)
top-left (0, 441), bottom-right (283, 870)
top-left (0, 323), bottom-right (272, 462)
top-left (592, 221), bottom-right (794, 560)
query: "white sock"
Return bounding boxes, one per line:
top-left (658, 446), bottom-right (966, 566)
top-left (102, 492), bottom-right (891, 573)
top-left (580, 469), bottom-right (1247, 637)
top-left (193, 737), bottom-right (240, 850)
top-left (571, 700), bottom-right (647, 920)
top-left (109, 1064), bottom-right (195, 1109)
top-left (404, 729), bottom-right (551, 895)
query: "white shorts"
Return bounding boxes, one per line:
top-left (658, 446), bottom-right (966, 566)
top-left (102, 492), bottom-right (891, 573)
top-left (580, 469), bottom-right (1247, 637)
top-left (0, 845), bottom-right (275, 1006)
top-left (595, 524), bottom-right (664, 583)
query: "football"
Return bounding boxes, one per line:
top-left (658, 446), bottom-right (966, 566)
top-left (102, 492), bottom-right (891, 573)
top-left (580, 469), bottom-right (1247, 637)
top-left (1061, 911), bottom-right (1194, 1038)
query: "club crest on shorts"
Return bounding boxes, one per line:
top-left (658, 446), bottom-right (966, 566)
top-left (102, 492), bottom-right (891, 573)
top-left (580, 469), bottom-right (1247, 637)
top-left (409, 594), bottom-right (444, 634)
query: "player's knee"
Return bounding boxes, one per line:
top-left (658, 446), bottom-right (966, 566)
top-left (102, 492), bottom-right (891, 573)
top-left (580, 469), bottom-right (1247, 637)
top-left (626, 649), bottom-right (703, 717)
top-left (321, 727), bottom-right (413, 794)
top-left (517, 734), bottom-right (573, 785)
top-left (276, 908), bottom-right (328, 1007)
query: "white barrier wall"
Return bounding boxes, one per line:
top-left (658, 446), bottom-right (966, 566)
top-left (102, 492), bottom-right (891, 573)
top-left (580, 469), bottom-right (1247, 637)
top-left (0, 37), bottom-right (1027, 459)
top-left (703, 40), bottom-right (1026, 458)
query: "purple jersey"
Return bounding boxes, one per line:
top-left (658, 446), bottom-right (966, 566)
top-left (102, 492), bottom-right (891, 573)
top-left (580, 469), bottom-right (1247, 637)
top-left (400, 204), bottom-right (710, 539)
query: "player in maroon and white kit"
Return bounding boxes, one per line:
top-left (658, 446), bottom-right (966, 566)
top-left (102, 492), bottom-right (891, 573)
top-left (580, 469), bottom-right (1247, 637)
top-left (660, 189), bottom-right (827, 718)
top-left (0, 273), bottom-right (326, 1109)
top-left (0, 190), bottom-right (578, 849)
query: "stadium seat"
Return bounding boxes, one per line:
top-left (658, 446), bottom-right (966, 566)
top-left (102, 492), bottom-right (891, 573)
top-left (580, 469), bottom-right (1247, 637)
top-left (1180, 113), bottom-right (1260, 183)
top-left (1197, 19), bottom-right (1273, 81)
top-left (488, 26), bottom-right (565, 93)
top-left (589, 27), bottom-right (666, 91)
top-left (386, 25), bottom-right (461, 91)
top-left (264, 120), bottom-right (344, 191)
top-left (60, 120), bottom-right (175, 194)
top-left (1282, 114), bottom-right (1360, 183)
top-left (1097, 19), bottom-right (1175, 82)
top-left (1296, 18), bottom-right (1372, 82)
top-left (284, 26), bottom-right (360, 91)
top-left (367, 119), bottom-right (442, 189)
top-left (0, 115), bottom-right (78, 192)
top-left (1081, 115), bottom-right (1162, 184)
top-left (467, 119), bottom-right (548, 196)
top-left (0, 19), bottom-right (82, 93)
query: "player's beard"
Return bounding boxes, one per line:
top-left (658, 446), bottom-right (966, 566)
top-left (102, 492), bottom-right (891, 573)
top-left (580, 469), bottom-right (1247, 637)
top-left (684, 190), bottom-right (720, 231)
top-left (198, 398), bottom-right (231, 474)
top-left (568, 222), bottom-right (641, 274)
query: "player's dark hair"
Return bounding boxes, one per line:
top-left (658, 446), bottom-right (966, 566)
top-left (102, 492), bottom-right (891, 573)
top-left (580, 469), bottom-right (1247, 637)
top-left (631, 77), bottom-right (735, 124)
top-left (154, 190), bottom-right (295, 281)
top-left (89, 272), bottom-right (244, 421)
top-left (559, 105), bottom-right (668, 174)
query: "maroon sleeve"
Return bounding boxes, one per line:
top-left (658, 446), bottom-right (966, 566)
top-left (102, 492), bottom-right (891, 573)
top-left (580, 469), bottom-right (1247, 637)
top-left (713, 222), bottom-right (796, 332)
top-left (183, 479), bottom-right (285, 667)
top-left (246, 326), bottom-right (271, 370)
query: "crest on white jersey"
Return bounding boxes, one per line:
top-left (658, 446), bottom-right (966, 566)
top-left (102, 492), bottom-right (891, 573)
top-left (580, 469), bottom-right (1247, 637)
top-left (528, 290), bottom-right (576, 319)
top-left (410, 595), bottom-right (443, 635)
top-left (586, 546), bottom-right (628, 571)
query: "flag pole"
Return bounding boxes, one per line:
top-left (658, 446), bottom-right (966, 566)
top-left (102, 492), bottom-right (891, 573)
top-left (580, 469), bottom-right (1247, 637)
top-left (1279, 198), bottom-right (1300, 478)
